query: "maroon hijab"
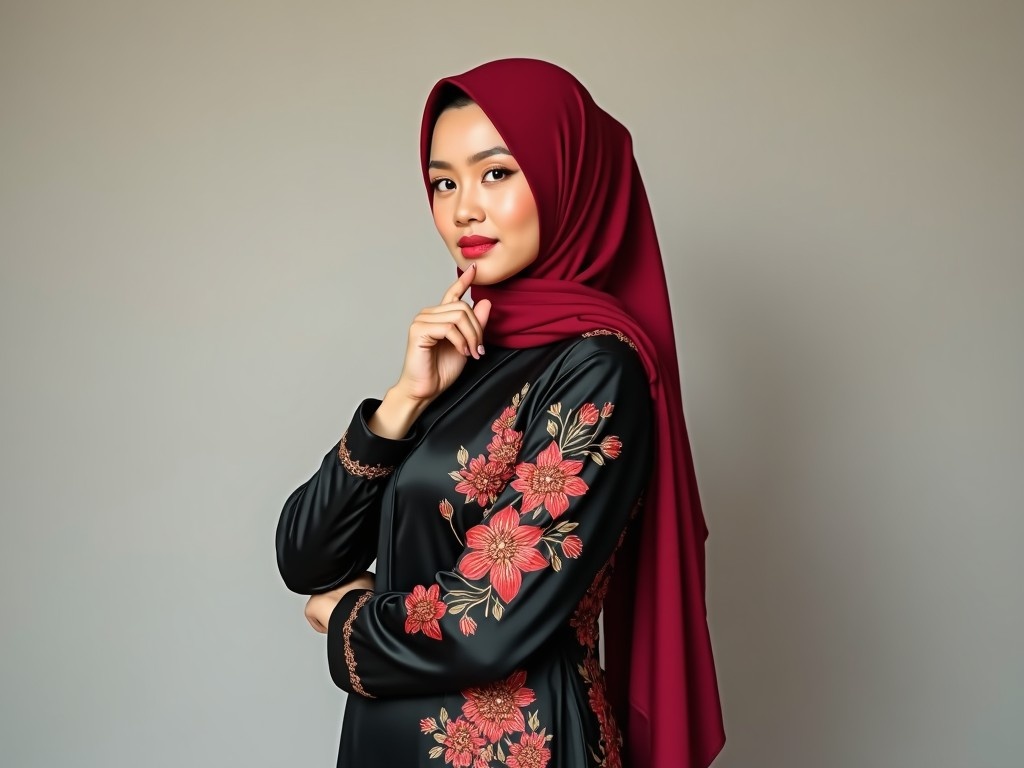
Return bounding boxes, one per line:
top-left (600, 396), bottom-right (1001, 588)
top-left (419, 58), bottom-right (725, 768)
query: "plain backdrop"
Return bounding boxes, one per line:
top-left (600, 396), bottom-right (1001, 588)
top-left (1, 1), bottom-right (1021, 767)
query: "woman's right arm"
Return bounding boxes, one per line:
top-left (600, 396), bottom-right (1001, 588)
top-left (279, 264), bottom-right (490, 595)
top-left (275, 392), bottom-right (423, 595)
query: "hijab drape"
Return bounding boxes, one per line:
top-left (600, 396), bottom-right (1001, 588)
top-left (419, 58), bottom-right (725, 768)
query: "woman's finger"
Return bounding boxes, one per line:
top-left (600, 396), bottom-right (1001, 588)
top-left (441, 263), bottom-right (476, 305)
top-left (417, 304), bottom-right (484, 352)
top-left (411, 317), bottom-right (472, 356)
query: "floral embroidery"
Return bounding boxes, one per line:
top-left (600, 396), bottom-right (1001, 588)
top-left (449, 385), bottom-right (529, 508)
top-left (420, 670), bottom-right (553, 767)
top-left (507, 730), bottom-right (552, 768)
top-left (437, 717), bottom-right (487, 767)
top-left (580, 328), bottom-right (638, 352)
top-left (569, 564), bottom-right (611, 650)
top-left (459, 506), bottom-right (548, 603)
top-left (579, 657), bottom-right (622, 768)
top-left (342, 591), bottom-right (375, 698)
top-left (569, 496), bottom-right (643, 767)
top-left (462, 669), bottom-right (536, 741)
top-left (511, 441), bottom-right (589, 519)
top-left (441, 393), bottom-right (624, 632)
top-left (337, 430), bottom-right (395, 479)
top-left (455, 454), bottom-right (512, 507)
top-left (404, 583), bottom-right (447, 640)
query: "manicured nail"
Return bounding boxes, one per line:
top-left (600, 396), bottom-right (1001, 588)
top-left (464, 346), bottom-right (471, 356)
top-left (477, 345), bottom-right (485, 355)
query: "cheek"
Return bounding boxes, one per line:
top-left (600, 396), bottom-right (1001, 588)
top-left (494, 184), bottom-right (538, 234)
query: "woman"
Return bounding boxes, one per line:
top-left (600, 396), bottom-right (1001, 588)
top-left (276, 58), bottom-right (725, 768)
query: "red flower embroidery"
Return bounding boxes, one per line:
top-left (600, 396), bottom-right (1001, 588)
top-left (420, 717), bottom-right (438, 734)
top-left (601, 402), bottom-right (614, 418)
top-left (404, 584), bottom-right (447, 640)
top-left (486, 428), bottom-right (523, 470)
top-left (491, 405), bottom-right (518, 432)
top-left (512, 441), bottom-right (589, 519)
top-left (578, 402), bottom-right (600, 426)
top-left (507, 730), bottom-right (551, 768)
top-left (440, 717), bottom-right (486, 767)
top-left (599, 435), bottom-right (622, 459)
top-left (560, 534), bottom-right (583, 559)
top-left (570, 589), bottom-right (602, 649)
top-left (455, 454), bottom-right (510, 506)
top-left (461, 669), bottom-right (536, 742)
top-left (583, 657), bottom-right (622, 768)
top-left (459, 614), bottom-right (478, 636)
top-left (459, 506), bottom-right (548, 603)
top-left (439, 498), bottom-right (454, 520)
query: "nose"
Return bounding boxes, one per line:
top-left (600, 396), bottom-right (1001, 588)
top-left (454, 185), bottom-right (485, 226)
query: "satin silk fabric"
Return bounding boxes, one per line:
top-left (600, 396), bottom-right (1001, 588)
top-left (419, 58), bottom-right (726, 768)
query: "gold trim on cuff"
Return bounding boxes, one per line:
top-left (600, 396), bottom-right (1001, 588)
top-left (338, 429), bottom-right (396, 479)
top-left (343, 591), bottom-right (376, 698)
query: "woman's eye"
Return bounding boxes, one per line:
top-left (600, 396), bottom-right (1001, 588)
top-left (432, 178), bottom-right (456, 192)
top-left (484, 168), bottom-right (513, 182)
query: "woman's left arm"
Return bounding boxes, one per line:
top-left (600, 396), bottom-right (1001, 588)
top-left (323, 336), bottom-right (654, 698)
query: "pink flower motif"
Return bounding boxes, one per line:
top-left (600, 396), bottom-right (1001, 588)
top-left (599, 435), bottom-right (622, 459)
top-left (461, 669), bottom-right (536, 743)
top-left (403, 583), bottom-right (447, 640)
top-left (578, 402), bottom-right (600, 426)
top-left (439, 717), bottom-right (486, 767)
top-left (459, 614), bottom-right (478, 636)
top-left (507, 730), bottom-right (552, 768)
top-left (560, 534), bottom-right (583, 559)
top-left (601, 402), bottom-right (614, 418)
top-left (455, 454), bottom-right (510, 506)
top-left (486, 428), bottom-right (523, 472)
top-left (459, 506), bottom-right (548, 603)
top-left (420, 717), bottom-right (437, 734)
top-left (511, 441), bottom-right (589, 519)
top-left (439, 498), bottom-right (454, 521)
top-left (492, 405), bottom-right (518, 432)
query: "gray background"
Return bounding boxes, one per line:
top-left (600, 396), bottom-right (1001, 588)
top-left (2, 1), bottom-right (1021, 766)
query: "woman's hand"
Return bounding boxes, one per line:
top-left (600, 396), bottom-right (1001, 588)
top-left (395, 264), bottom-right (492, 404)
top-left (365, 265), bottom-right (492, 440)
top-left (304, 571), bottom-right (375, 634)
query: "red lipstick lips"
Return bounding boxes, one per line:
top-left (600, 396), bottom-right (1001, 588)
top-left (457, 234), bottom-right (498, 259)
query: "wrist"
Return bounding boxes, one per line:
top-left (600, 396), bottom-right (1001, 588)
top-left (368, 387), bottom-right (430, 439)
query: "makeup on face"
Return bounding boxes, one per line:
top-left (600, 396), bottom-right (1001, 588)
top-left (428, 103), bottom-right (540, 284)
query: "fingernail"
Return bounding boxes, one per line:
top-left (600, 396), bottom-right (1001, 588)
top-left (477, 345), bottom-right (485, 355)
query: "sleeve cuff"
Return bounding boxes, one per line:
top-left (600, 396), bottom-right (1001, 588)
top-left (327, 587), bottom-right (376, 697)
top-left (336, 398), bottom-right (420, 479)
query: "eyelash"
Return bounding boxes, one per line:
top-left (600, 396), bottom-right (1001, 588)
top-left (430, 166), bottom-right (515, 192)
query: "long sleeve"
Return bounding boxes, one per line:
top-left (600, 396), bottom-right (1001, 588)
top-left (327, 339), bottom-right (653, 698)
top-left (276, 397), bottom-right (420, 594)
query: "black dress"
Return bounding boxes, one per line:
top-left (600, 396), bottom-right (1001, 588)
top-left (276, 331), bottom-right (653, 768)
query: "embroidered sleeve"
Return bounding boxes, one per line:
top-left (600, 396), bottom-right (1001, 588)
top-left (327, 588), bottom-right (376, 697)
top-left (275, 397), bottom-right (420, 594)
top-left (325, 337), bottom-right (654, 698)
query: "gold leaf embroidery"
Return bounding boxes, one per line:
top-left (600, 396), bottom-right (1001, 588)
top-left (581, 328), bottom-right (639, 351)
top-left (343, 591), bottom-right (376, 698)
top-left (337, 430), bottom-right (395, 479)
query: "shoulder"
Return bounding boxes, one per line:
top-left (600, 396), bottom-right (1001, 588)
top-left (527, 330), bottom-right (651, 406)
top-left (553, 330), bottom-right (647, 383)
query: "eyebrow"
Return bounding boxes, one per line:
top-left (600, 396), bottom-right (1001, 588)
top-left (427, 146), bottom-right (512, 170)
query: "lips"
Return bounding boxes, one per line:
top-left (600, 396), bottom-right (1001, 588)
top-left (457, 234), bottom-right (499, 259)
top-left (457, 235), bottom-right (498, 247)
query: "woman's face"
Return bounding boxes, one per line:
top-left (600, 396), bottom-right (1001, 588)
top-left (428, 102), bottom-right (540, 285)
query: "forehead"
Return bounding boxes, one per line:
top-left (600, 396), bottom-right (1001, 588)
top-left (429, 103), bottom-right (507, 159)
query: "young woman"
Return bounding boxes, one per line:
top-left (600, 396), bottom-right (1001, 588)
top-left (276, 58), bottom-right (725, 768)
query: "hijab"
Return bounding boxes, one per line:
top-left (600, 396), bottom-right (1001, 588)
top-left (419, 58), bottom-right (725, 768)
